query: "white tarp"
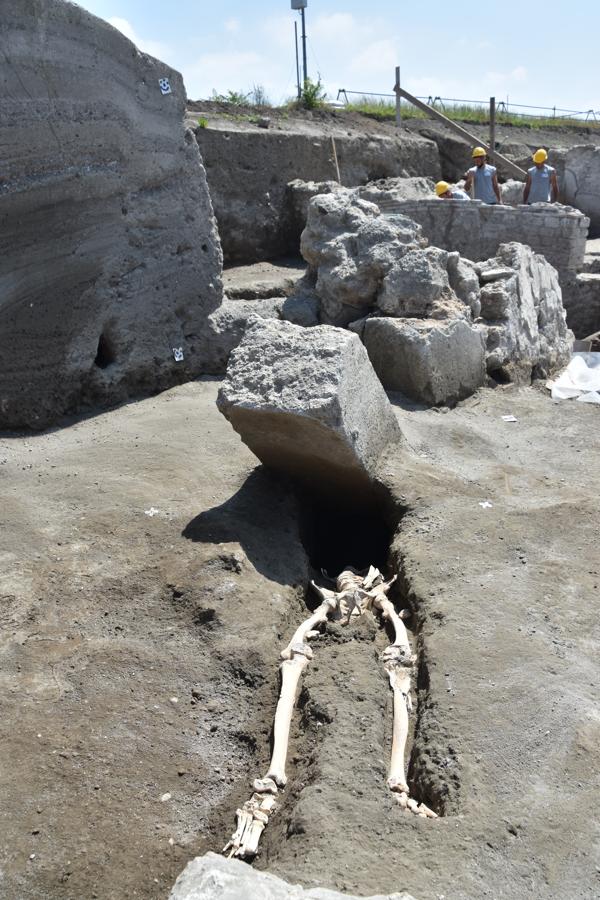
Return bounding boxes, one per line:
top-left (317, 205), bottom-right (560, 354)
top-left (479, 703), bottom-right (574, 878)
top-left (547, 352), bottom-right (600, 403)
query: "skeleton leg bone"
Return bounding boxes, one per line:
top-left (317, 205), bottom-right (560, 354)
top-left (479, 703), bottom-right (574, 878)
top-left (224, 595), bottom-right (337, 858)
top-left (373, 585), bottom-right (439, 819)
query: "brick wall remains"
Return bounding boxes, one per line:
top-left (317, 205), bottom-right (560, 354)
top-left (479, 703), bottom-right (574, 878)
top-left (384, 200), bottom-right (588, 278)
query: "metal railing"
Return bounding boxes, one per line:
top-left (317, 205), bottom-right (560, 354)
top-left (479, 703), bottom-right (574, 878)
top-left (336, 89), bottom-right (599, 123)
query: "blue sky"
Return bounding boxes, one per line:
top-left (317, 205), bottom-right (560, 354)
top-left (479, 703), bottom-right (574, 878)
top-left (75, 1), bottom-right (597, 115)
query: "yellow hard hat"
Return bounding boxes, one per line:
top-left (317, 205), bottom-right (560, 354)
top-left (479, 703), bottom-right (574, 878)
top-left (435, 181), bottom-right (451, 197)
top-left (472, 146), bottom-right (486, 158)
top-left (533, 148), bottom-right (548, 163)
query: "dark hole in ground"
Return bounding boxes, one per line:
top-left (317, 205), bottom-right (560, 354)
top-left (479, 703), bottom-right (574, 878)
top-left (94, 332), bottom-right (116, 369)
top-left (298, 493), bottom-right (393, 578)
top-left (488, 367), bottom-right (511, 385)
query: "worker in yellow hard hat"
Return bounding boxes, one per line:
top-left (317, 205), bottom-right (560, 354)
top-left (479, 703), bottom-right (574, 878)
top-left (523, 148), bottom-right (559, 204)
top-left (463, 146), bottom-right (502, 204)
top-left (435, 180), bottom-right (470, 200)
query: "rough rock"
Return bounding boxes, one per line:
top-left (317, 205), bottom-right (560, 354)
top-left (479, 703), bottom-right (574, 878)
top-left (285, 179), bottom-right (344, 240)
top-left (497, 140), bottom-right (532, 161)
top-left (477, 242), bottom-right (573, 381)
top-left (362, 317), bottom-right (486, 404)
top-left (563, 144), bottom-right (600, 236)
top-left (205, 298), bottom-right (285, 371)
top-left (500, 179), bottom-right (526, 206)
top-left (0, 0), bottom-right (222, 429)
top-left (216, 319), bottom-right (402, 502)
top-left (195, 124), bottom-right (439, 262)
top-left (169, 853), bottom-right (417, 900)
top-left (280, 289), bottom-right (321, 327)
top-left (286, 177), bottom-right (434, 247)
top-left (377, 247), bottom-right (455, 318)
top-left (300, 193), bottom-right (423, 325)
top-left (447, 252), bottom-right (481, 317)
top-left (357, 176), bottom-right (436, 206)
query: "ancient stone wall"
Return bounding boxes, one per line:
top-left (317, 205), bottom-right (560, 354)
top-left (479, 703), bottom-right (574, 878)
top-left (0, 0), bottom-right (222, 430)
top-left (194, 126), bottom-right (440, 263)
top-left (562, 274), bottom-right (600, 338)
top-left (383, 200), bottom-right (588, 278)
top-left (563, 145), bottom-right (600, 237)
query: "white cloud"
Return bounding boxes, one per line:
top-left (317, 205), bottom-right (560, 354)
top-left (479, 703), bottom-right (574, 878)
top-left (349, 40), bottom-right (399, 78)
top-left (224, 18), bottom-right (240, 33)
top-left (484, 65), bottom-right (528, 87)
top-left (184, 50), bottom-right (284, 101)
top-left (107, 16), bottom-right (172, 63)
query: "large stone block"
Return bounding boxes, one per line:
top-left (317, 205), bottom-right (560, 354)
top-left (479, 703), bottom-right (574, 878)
top-left (477, 243), bottom-right (572, 381)
top-left (205, 298), bottom-right (285, 371)
top-left (169, 853), bottom-right (416, 900)
top-left (216, 319), bottom-right (402, 502)
top-left (0, 0), bottom-right (222, 429)
top-left (362, 317), bottom-right (486, 405)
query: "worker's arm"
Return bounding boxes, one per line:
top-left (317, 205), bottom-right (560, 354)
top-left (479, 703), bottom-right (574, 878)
top-left (492, 172), bottom-right (502, 204)
top-left (550, 171), bottom-right (559, 203)
top-left (523, 174), bottom-right (531, 204)
top-left (463, 170), bottom-right (473, 194)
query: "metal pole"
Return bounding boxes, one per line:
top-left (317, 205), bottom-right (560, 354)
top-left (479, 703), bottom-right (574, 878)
top-left (300, 7), bottom-right (308, 85)
top-left (294, 21), bottom-right (301, 99)
top-left (395, 66), bottom-right (401, 128)
top-left (489, 96), bottom-right (496, 164)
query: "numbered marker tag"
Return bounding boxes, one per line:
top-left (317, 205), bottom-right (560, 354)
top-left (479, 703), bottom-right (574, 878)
top-left (159, 77), bottom-right (172, 95)
top-left (173, 347), bottom-right (184, 362)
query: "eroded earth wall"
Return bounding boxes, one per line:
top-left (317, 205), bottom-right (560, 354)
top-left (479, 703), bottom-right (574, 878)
top-left (0, 0), bottom-right (222, 430)
top-left (193, 125), bottom-right (440, 263)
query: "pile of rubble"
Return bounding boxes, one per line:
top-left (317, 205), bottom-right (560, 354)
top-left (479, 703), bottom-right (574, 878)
top-left (290, 191), bottom-right (572, 404)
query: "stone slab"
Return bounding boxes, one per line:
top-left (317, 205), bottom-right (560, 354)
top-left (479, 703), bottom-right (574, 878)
top-left (362, 316), bottom-right (486, 405)
top-left (169, 853), bottom-right (417, 900)
top-left (216, 319), bottom-right (402, 503)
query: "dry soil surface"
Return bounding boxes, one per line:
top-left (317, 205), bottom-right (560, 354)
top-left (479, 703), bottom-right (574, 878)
top-left (1, 378), bottom-right (599, 900)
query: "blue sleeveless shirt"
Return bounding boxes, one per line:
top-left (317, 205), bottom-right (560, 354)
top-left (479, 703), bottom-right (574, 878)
top-left (527, 164), bottom-right (555, 203)
top-left (468, 163), bottom-right (497, 204)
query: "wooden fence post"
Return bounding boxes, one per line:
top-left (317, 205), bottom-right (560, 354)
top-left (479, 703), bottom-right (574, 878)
top-left (489, 96), bottom-right (496, 164)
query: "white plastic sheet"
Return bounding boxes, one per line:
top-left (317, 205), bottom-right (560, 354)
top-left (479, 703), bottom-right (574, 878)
top-left (548, 353), bottom-right (600, 403)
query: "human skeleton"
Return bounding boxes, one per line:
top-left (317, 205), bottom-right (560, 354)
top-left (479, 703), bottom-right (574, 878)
top-left (223, 566), bottom-right (437, 859)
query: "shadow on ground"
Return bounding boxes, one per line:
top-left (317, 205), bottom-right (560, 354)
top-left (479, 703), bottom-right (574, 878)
top-left (182, 467), bottom-right (307, 585)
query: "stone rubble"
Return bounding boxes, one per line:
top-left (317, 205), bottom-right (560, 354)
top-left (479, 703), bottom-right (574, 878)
top-left (297, 191), bottom-right (573, 402)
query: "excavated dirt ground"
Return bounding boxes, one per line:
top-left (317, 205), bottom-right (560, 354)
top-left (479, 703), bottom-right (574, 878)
top-left (187, 100), bottom-right (600, 151)
top-left (1, 374), bottom-right (599, 900)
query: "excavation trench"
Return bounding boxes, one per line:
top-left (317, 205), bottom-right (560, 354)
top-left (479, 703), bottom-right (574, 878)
top-left (220, 481), bottom-right (454, 868)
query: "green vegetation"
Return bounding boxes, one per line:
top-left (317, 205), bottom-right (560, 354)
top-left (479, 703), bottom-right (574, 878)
top-left (249, 84), bottom-right (271, 107)
top-left (209, 85), bottom-right (272, 108)
top-left (300, 77), bottom-right (327, 110)
top-left (197, 116), bottom-right (208, 128)
top-left (345, 96), bottom-right (600, 130)
top-left (210, 89), bottom-right (250, 105)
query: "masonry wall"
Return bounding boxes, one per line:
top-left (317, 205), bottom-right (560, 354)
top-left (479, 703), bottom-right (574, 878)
top-left (386, 200), bottom-right (589, 278)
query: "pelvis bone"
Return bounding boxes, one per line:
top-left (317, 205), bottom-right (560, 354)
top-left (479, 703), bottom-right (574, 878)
top-left (223, 565), bottom-right (436, 859)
